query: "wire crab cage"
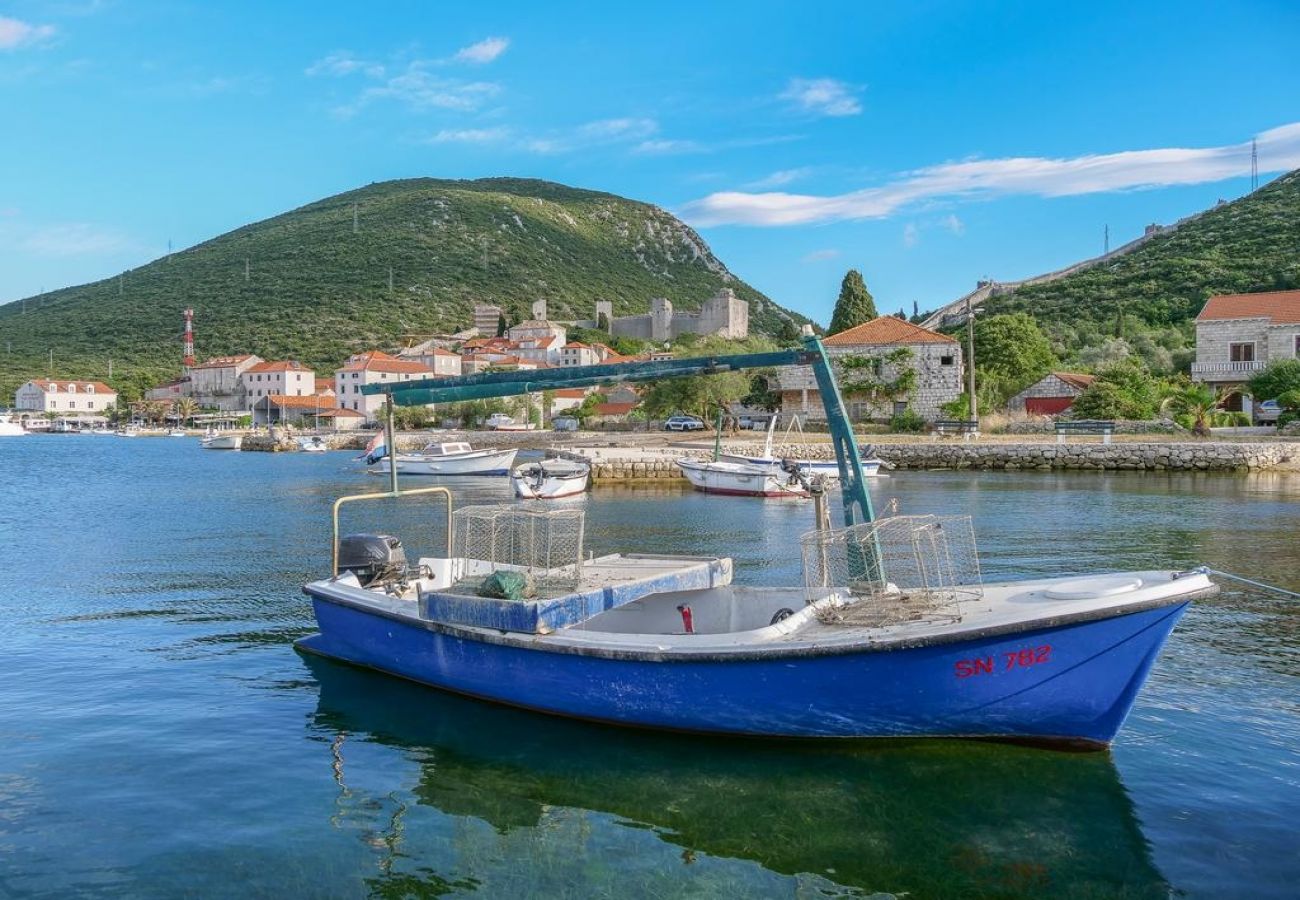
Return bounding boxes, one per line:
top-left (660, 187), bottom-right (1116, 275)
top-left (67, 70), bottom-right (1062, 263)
top-left (451, 504), bottom-right (586, 592)
top-left (800, 514), bottom-right (981, 627)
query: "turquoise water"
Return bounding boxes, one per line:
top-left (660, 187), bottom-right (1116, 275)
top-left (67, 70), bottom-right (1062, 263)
top-left (1, 436), bottom-right (1297, 898)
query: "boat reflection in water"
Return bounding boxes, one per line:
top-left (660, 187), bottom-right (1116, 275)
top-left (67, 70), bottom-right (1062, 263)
top-left (306, 657), bottom-right (1171, 899)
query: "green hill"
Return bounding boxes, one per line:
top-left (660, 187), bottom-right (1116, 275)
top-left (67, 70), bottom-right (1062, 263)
top-left (980, 169), bottom-right (1300, 363)
top-left (0, 177), bottom-right (806, 400)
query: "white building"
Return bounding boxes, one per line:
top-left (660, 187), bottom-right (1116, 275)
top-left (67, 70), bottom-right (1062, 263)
top-left (560, 342), bottom-right (601, 367)
top-left (778, 317), bottom-right (962, 422)
top-left (15, 379), bottom-right (118, 414)
top-left (398, 342), bottom-right (463, 376)
top-left (508, 319), bottom-right (567, 346)
top-left (239, 360), bottom-right (315, 402)
top-left (334, 351), bottom-right (437, 422)
top-left (1191, 290), bottom-right (1300, 413)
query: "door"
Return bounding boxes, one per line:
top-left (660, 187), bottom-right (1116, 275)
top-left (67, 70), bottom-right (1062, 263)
top-left (1025, 396), bottom-right (1074, 415)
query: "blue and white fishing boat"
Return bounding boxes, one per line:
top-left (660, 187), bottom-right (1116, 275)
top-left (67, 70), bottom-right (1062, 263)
top-left (297, 338), bottom-right (1215, 747)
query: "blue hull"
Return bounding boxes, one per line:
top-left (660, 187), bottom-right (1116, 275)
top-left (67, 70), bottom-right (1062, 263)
top-left (296, 598), bottom-right (1187, 747)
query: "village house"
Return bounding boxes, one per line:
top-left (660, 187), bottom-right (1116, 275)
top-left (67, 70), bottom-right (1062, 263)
top-left (1006, 372), bottom-right (1096, 415)
top-left (240, 360), bottom-right (315, 402)
top-left (560, 342), bottom-right (601, 367)
top-left (187, 354), bottom-right (263, 411)
top-left (334, 351), bottom-right (437, 422)
top-left (398, 341), bottom-right (463, 376)
top-left (1191, 290), bottom-right (1300, 413)
top-left (778, 318), bottom-right (963, 423)
top-left (15, 379), bottom-right (118, 415)
top-left (250, 394), bottom-right (366, 430)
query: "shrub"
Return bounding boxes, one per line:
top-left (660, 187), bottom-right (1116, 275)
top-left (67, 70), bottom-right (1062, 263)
top-left (889, 409), bottom-right (927, 433)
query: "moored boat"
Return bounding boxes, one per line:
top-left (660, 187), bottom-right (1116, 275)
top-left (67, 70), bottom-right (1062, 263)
top-left (719, 416), bottom-right (883, 479)
top-left (512, 457), bottom-right (591, 499)
top-left (201, 431), bottom-right (243, 450)
top-left (372, 441), bottom-right (518, 476)
top-left (0, 414), bottom-right (26, 437)
top-left (295, 336), bottom-right (1214, 748)
top-left (676, 457), bottom-right (808, 497)
top-left (297, 435), bottom-right (328, 453)
top-left (167, 429), bottom-right (188, 437)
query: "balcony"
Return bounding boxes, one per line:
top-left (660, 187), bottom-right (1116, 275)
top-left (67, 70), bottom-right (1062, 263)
top-left (1190, 360), bottom-right (1266, 381)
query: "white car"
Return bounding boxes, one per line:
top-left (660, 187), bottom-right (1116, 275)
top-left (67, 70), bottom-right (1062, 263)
top-left (1255, 399), bottom-right (1282, 424)
top-left (664, 415), bottom-right (706, 432)
top-left (484, 413), bottom-right (516, 430)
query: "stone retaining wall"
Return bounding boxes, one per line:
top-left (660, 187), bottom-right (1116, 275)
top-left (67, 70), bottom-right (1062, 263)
top-left (720, 441), bottom-right (1297, 472)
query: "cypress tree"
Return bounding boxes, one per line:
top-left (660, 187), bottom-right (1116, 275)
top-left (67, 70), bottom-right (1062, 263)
top-left (828, 270), bottom-right (878, 335)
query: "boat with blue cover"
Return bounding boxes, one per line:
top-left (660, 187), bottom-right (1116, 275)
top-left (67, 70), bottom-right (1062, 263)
top-left (296, 337), bottom-right (1215, 747)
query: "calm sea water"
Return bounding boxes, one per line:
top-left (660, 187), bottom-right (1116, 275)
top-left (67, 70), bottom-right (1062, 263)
top-left (1, 436), bottom-right (1297, 898)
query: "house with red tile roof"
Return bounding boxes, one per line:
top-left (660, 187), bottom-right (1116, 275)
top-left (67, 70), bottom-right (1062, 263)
top-left (779, 317), bottom-right (963, 423)
top-left (334, 351), bottom-right (438, 422)
top-left (1193, 290), bottom-right (1300, 411)
top-left (1006, 372), bottom-right (1096, 416)
top-left (15, 379), bottom-right (118, 414)
top-left (240, 360), bottom-right (315, 403)
top-left (250, 393), bottom-right (366, 430)
top-left (187, 354), bottom-right (263, 410)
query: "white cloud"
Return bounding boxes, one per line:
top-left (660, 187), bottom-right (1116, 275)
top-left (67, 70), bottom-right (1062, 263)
top-left (15, 223), bottom-right (136, 257)
top-left (633, 138), bottom-right (701, 155)
top-left (745, 167), bottom-right (814, 190)
top-left (344, 61), bottom-right (500, 115)
top-left (0, 16), bottom-right (56, 50)
top-left (578, 117), bottom-right (658, 140)
top-left (683, 122), bottom-right (1300, 226)
top-left (427, 126), bottom-right (510, 144)
top-left (801, 248), bottom-right (840, 262)
top-left (306, 52), bottom-right (384, 78)
top-left (454, 37), bottom-right (509, 64)
top-left (902, 223), bottom-right (920, 248)
top-left (940, 214), bottom-right (965, 235)
top-left (779, 78), bottom-right (861, 117)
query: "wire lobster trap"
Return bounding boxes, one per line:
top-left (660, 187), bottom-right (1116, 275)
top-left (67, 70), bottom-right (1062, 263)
top-left (801, 515), bottom-right (981, 627)
top-left (451, 504), bottom-right (586, 592)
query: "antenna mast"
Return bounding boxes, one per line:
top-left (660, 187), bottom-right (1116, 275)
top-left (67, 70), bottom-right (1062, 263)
top-left (183, 308), bottom-right (196, 368)
top-left (1251, 137), bottom-right (1259, 191)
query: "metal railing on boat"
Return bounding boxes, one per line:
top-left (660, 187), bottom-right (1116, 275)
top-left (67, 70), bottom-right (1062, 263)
top-left (332, 486), bottom-right (454, 576)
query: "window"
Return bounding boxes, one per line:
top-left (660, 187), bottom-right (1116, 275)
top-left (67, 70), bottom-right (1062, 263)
top-left (1295, 335), bottom-right (1300, 357)
top-left (87, 385), bottom-right (95, 393)
top-left (940, 355), bottom-right (954, 366)
top-left (69, 400), bottom-right (76, 409)
top-left (893, 401), bottom-right (909, 416)
top-left (1230, 342), bottom-right (1255, 362)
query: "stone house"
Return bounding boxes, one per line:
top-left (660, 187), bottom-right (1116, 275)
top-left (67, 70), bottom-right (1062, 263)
top-left (1192, 290), bottom-right (1300, 412)
top-left (1006, 372), bottom-right (1096, 415)
top-left (15, 379), bottom-right (118, 415)
top-left (187, 354), bottom-right (263, 411)
top-left (240, 360), bottom-right (315, 403)
top-left (334, 351), bottom-right (437, 422)
top-left (778, 318), bottom-right (962, 422)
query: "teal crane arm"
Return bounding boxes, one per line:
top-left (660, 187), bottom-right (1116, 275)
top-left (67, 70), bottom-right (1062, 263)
top-left (368, 337), bottom-right (876, 529)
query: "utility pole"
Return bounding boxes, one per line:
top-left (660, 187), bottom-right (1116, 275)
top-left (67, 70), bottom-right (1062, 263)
top-left (482, 235), bottom-right (489, 271)
top-left (965, 295), bottom-right (978, 429)
top-left (388, 266), bottom-right (394, 294)
top-left (48, 348), bottom-right (53, 375)
top-left (1251, 137), bottom-right (1259, 191)
top-left (1104, 224), bottom-right (1109, 255)
top-left (245, 257), bottom-right (251, 282)
top-left (119, 275), bottom-right (124, 295)
top-left (352, 203), bottom-right (359, 234)
top-left (108, 358), bottom-right (113, 379)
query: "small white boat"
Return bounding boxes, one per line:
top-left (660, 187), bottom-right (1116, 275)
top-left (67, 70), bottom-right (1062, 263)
top-left (373, 441), bottom-right (518, 476)
top-left (115, 425), bottom-right (141, 438)
top-left (89, 426), bottom-right (112, 435)
top-left (512, 458), bottom-right (592, 499)
top-left (0, 414), bottom-right (26, 437)
top-left (167, 429), bottom-right (188, 438)
top-left (721, 416), bottom-right (883, 478)
top-left (298, 435), bottom-right (328, 453)
top-left (201, 431), bottom-right (243, 450)
top-left (676, 457), bottom-right (808, 498)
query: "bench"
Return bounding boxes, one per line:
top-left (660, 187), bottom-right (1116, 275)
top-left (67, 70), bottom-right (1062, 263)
top-left (1055, 419), bottom-right (1115, 444)
top-left (934, 419), bottom-right (979, 441)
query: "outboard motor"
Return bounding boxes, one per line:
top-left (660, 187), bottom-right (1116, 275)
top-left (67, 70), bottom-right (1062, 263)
top-left (337, 533), bottom-right (407, 589)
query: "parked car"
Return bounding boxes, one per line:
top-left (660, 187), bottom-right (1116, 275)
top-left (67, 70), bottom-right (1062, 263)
top-left (483, 413), bottom-right (515, 430)
top-left (551, 416), bottom-right (579, 432)
top-left (1255, 399), bottom-right (1282, 424)
top-left (664, 415), bottom-right (706, 432)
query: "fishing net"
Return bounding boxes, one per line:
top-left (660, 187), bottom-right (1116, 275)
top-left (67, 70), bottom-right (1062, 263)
top-left (452, 504), bottom-right (585, 592)
top-left (800, 515), bottom-right (981, 626)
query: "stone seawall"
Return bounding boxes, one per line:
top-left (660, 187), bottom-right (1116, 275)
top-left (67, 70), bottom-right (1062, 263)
top-left (722, 441), bottom-right (1298, 472)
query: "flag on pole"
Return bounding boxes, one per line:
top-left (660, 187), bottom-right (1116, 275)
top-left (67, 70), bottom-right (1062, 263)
top-left (361, 431), bottom-right (387, 464)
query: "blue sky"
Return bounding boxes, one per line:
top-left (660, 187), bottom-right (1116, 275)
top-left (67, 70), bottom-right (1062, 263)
top-left (2, 0), bottom-right (1298, 325)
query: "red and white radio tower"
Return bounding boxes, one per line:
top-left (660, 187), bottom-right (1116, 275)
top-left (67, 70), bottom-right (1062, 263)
top-left (182, 308), bottom-right (196, 368)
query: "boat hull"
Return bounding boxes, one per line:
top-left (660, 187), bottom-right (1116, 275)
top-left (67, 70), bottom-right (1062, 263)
top-left (512, 465), bottom-right (591, 499)
top-left (376, 447), bottom-right (518, 476)
top-left (201, 435), bottom-right (242, 450)
top-left (676, 459), bottom-right (807, 498)
top-left (297, 596), bottom-right (1188, 747)
top-left (720, 454), bottom-right (881, 478)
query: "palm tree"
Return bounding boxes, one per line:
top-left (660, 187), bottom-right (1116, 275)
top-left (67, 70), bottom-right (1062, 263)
top-left (1161, 384), bottom-right (1231, 437)
top-left (174, 396), bottom-right (199, 426)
